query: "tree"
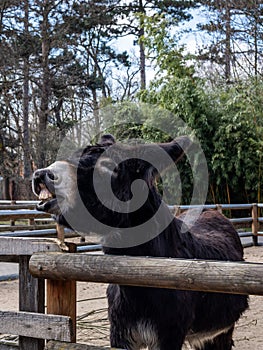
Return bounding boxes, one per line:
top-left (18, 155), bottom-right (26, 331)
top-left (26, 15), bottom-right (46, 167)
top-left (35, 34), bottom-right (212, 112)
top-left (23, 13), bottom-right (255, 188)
top-left (0, 0), bottom-right (140, 186)
top-left (113, 0), bottom-right (198, 89)
top-left (22, 0), bottom-right (31, 179)
top-left (0, 0), bottom-right (23, 198)
top-left (139, 15), bottom-right (263, 204)
top-left (61, 0), bottom-right (132, 135)
top-left (233, 0), bottom-right (263, 78)
top-left (211, 80), bottom-right (263, 203)
top-left (198, 0), bottom-right (263, 82)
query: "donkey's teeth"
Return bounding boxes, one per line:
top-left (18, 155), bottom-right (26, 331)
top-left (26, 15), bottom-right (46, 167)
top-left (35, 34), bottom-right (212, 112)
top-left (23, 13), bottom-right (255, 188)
top-left (39, 188), bottom-right (53, 200)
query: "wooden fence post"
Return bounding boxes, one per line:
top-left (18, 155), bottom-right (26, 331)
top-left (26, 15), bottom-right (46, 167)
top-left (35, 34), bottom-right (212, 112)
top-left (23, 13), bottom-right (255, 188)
top-left (252, 203), bottom-right (259, 246)
top-left (174, 205), bottom-right (181, 216)
top-left (216, 204), bottom-right (223, 214)
top-left (29, 218), bottom-right (35, 226)
top-left (10, 200), bottom-right (16, 226)
top-left (19, 256), bottom-right (45, 350)
top-left (56, 223), bottom-right (65, 243)
top-left (46, 237), bottom-right (77, 343)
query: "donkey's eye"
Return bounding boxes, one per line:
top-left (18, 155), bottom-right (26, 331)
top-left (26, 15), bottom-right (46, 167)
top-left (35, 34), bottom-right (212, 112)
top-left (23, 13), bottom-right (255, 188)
top-left (97, 157), bottom-right (118, 176)
top-left (100, 160), bottom-right (116, 169)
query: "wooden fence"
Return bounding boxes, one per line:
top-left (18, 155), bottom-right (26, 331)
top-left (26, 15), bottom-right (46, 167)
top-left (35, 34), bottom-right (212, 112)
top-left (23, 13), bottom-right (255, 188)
top-left (0, 201), bottom-right (263, 349)
top-left (1, 200), bottom-right (263, 246)
top-left (0, 236), bottom-right (116, 350)
top-left (170, 202), bottom-right (262, 246)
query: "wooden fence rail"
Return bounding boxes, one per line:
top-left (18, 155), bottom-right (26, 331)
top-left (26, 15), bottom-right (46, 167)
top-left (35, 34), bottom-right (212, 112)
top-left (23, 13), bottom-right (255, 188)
top-left (46, 342), bottom-right (123, 350)
top-left (1, 201), bottom-right (263, 246)
top-left (29, 252), bottom-right (263, 296)
top-left (0, 311), bottom-right (73, 341)
top-left (169, 202), bottom-right (263, 246)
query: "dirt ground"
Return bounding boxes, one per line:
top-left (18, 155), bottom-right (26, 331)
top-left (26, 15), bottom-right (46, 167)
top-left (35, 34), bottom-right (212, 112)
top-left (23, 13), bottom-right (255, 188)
top-left (0, 246), bottom-right (262, 349)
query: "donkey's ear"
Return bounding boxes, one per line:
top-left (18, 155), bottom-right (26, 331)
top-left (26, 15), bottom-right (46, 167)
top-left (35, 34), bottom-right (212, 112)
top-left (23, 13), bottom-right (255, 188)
top-left (142, 136), bottom-right (192, 175)
top-left (98, 134), bottom-right (116, 146)
top-left (159, 136), bottom-right (192, 164)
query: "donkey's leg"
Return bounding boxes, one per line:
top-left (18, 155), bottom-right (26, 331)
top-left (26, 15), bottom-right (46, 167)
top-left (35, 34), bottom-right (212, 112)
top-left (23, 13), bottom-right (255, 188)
top-left (110, 324), bottom-right (143, 350)
top-left (157, 327), bottom-right (185, 350)
top-left (158, 338), bottom-right (184, 350)
top-left (194, 325), bottom-right (235, 350)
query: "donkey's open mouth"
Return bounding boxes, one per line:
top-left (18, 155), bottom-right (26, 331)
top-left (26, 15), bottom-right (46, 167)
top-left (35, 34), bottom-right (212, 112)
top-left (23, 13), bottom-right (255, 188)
top-left (32, 161), bottom-right (77, 216)
top-left (32, 170), bottom-right (60, 214)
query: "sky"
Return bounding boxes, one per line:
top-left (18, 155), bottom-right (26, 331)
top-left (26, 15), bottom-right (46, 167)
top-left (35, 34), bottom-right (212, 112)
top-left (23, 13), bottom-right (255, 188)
top-left (111, 7), bottom-right (209, 84)
top-left (114, 7), bottom-right (208, 52)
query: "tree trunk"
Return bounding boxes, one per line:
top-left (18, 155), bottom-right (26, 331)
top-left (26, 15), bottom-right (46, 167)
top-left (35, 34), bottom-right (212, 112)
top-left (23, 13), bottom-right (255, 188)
top-left (38, 0), bottom-right (51, 168)
top-left (138, 0), bottom-right (146, 90)
top-left (3, 178), bottom-right (10, 200)
top-left (92, 87), bottom-right (100, 138)
top-left (225, 3), bottom-right (231, 82)
top-left (22, 0), bottom-right (31, 179)
top-left (253, 3), bottom-right (259, 77)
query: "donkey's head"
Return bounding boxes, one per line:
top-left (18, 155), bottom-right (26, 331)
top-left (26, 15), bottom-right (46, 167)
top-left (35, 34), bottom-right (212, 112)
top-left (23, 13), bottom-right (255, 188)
top-left (32, 134), bottom-right (190, 240)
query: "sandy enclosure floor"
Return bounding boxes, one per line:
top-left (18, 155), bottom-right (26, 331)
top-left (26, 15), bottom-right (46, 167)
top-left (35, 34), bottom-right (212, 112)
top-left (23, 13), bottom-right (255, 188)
top-left (0, 246), bottom-right (262, 349)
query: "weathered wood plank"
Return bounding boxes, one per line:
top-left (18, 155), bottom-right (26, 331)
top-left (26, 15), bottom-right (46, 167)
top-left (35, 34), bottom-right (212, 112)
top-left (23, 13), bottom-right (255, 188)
top-left (0, 311), bottom-right (73, 341)
top-left (0, 200), bottom-right (39, 205)
top-left (46, 340), bottom-right (124, 350)
top-left (0, 229), bottom-right (58, 237)
top-left (30, 253), bottom-right (263, 295)
top-left (0, 227), bottom-right (78, 239)
top-left (19, 256), bottom-right (45, 350)
top-left (0, 224), bottom-right (56, 233)
top-left (0, 204), bottom-right (36, 210)
top-left (0, 237), bottom-right (68, 255)
top-left (0, 210), bottom-right (50, 221)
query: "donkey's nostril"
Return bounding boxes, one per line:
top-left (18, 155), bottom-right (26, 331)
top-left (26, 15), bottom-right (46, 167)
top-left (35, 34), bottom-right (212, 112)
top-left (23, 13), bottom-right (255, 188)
top-left (45, 171), bottom-right (61, 185)
top-left (46, 171), bottom-right (56, 181)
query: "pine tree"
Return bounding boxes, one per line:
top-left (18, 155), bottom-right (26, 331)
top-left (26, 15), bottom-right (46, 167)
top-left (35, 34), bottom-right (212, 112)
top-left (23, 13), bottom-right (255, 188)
top-left (198, 0), bottom-right (263, 82)
top-left (115, 0), bottom-right (198, 89)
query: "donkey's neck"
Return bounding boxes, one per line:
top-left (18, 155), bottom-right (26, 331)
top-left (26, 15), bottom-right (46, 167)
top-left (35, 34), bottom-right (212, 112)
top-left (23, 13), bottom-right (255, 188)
top-left (102, 215), bottom-right (191, 258)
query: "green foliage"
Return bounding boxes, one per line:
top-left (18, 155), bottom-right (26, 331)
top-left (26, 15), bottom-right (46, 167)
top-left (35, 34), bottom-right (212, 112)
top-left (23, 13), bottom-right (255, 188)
top-left (140, 76), bottom-right (213, 204)
top-left (211, 81), bottom-right (263, 203)
top-left (140, 12), bottom-right (194, 76)
top-left (138, 15), bottom-right (263, 204)
top-left (141, 74), bottom-right (263, 204)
